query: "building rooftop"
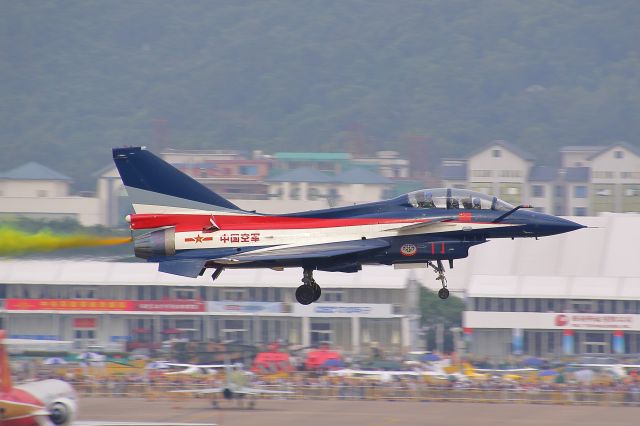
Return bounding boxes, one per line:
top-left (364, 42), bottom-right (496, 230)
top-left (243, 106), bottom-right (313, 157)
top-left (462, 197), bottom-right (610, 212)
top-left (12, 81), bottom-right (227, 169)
top-left (274, 152), bottom-right (350, 161)
top-left (266, 167), bottom-right (336, 183)
top-left (0, 162), bottom-right (72, 181)
top-left (0, 261), bottom-right (413, 289)
top-left (559, 145), bottom-right (605, 153)
top-left (468, 140), bottom-right (535, 162)
top-left (586, 142), bottom-right (640, 160)
top-left (336, 168), bottom-right (391, 184)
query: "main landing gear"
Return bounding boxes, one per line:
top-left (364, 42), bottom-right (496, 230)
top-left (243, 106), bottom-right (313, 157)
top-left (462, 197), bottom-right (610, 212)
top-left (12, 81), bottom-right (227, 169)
top-left (295, 269), bottom-right (321, 305)
top-left (427, 260), bottom-right (449, 300)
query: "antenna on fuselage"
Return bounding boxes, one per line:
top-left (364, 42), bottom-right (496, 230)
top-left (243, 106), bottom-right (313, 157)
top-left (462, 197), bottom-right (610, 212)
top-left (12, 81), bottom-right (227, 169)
top-left (492, 205), bottom-right (533, 223)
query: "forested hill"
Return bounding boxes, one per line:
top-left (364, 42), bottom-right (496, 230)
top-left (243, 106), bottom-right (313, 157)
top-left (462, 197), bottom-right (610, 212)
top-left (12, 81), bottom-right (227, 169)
top-left (1, 1), bottom-right (639, 188)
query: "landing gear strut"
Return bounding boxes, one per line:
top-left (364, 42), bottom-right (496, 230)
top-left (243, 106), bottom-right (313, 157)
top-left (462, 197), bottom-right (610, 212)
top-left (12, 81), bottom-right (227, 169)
top-left (295, 268), bottom-right (321, 305)
top-left (427, 260), bottom-right (449, 299)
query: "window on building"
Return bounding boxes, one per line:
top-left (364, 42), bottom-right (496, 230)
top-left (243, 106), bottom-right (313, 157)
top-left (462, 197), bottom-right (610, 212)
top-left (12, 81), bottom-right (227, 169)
top-left (176, 319), bottom-right (194, 329)
top-left (174, 288), bottom-right (197, 299)
top-left (574, 186), bottom-right (588, 198)
top-left (535, 299), bottom-right (542, 312)
top-left (610, 300), bottom-right (619, 314)
top-left (310, 322), bottom-right (332, 346)
top-left (571, 300), bottom-right (594, 313)
top-left (593, 171), bottom-right (614, 179)
top-left (289, 186), bottom-right (300, 200)
top-left (574, 207), bottom-right (587, 216)
top-left (36, 190), bottom-right (48, 197)
top-left (614, 150), bottom-right (624, 159)
top-left (323, 291), bottom-right (343, 302)
top-left (492, 149), bottom-right (501, 158)
top-left (532, 185), bottom-right (545, 198)
top-left (554, 185), bottom-right (565, 197)
top-left (72, 287), bottom-right (98, 299)
top-left (222, 289), bottom-right (245, 301)
top-left (548, 332), bottom-right (555, 354)
top-left (471, 170), bottom-right (493, 178)
top-left (240, 165), bottom-right (258, 175)
top-left (308, 187), bottom-right (320, 200)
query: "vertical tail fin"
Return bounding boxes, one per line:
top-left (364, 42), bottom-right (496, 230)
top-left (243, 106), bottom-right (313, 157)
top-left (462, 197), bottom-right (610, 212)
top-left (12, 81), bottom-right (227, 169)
top-left (0, 330), bottom-right (12, 392)
top-left (112, 147), bottom-right (242, 214)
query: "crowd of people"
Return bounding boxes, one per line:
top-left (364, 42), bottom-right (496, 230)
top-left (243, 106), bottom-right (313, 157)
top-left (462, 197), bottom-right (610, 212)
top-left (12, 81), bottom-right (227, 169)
top-left (27, 365), bottom-right (640, 407)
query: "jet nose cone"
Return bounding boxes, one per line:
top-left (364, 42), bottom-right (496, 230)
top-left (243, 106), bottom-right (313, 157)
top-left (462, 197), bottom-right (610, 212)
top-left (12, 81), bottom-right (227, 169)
top-left (552, 217), bottom-right (586, 235)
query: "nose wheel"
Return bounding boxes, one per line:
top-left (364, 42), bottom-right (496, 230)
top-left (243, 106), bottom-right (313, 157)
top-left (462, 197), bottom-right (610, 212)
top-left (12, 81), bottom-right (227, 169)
top-left (428, 260), bottom-right (449, 300)
top-left (296, 269), bottom-right (322, 305)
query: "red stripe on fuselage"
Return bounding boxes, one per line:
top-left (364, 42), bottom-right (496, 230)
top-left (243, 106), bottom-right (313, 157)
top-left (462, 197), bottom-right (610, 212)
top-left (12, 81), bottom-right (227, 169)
top-left (129, 214), bottom-right (428, 232)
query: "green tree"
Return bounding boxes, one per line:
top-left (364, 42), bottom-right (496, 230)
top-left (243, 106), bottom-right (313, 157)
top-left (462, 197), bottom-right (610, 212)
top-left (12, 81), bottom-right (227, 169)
top-left (419, 287), bottom-right (465, 353)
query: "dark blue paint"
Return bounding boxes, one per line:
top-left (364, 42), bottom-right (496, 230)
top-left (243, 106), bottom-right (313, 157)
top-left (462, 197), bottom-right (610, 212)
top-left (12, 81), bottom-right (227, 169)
top-left (113, 147), bottom-right (240, 210)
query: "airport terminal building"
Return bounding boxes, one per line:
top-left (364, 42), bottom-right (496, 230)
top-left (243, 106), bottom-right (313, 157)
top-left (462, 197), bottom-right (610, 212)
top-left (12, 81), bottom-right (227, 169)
top-left (456, 213), bottom-right (640, 358)
top-left (0, 261), bottom-right (421, 355)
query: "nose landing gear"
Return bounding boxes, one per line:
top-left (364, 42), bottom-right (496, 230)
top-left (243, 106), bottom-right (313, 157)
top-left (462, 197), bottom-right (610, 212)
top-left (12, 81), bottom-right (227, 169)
top-left (295, 268), bottom-right (322, 305)
top-left (427, 260), bottom-right (449, 299)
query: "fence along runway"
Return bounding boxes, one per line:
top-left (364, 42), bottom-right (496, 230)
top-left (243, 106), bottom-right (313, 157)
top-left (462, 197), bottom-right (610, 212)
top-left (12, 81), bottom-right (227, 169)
top-left (79, 397), bottom-right (640, 426)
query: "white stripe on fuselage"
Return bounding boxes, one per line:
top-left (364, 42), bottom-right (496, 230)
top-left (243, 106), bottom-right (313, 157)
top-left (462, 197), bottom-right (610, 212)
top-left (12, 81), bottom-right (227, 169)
top-left (175, 221), bottom-right (519, 252)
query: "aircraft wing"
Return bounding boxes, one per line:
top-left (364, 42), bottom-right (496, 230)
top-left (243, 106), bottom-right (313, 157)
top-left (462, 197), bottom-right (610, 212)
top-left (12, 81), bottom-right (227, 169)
top-left (232, 387), bottom-right (294, 395)
top-left (169, 388), bottom-right (224, 395)
top-left (169, 386), bottom-right (292, 395)
top-left (212, 239), bottom-right (390, 265)
top-left (383, 217), bottom-right (457, 233)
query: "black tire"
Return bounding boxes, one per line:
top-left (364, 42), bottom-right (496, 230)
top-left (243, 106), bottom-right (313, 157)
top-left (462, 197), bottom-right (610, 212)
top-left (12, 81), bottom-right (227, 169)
top-left (296, 285), bottom-right (315, 305)
top-left (438, 288), bottom-right (450, 299)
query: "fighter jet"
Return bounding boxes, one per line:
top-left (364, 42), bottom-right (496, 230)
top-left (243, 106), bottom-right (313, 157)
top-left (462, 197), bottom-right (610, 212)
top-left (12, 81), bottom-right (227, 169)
top-left (171, 363), bottom-right (292, 409)
top-left (113, 147), bottom-right (584, 305)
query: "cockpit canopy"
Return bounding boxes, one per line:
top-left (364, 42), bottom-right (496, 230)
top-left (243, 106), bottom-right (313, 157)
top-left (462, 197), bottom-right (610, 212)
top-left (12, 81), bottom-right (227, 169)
top-left (406, 188), bottom-right (514, 211)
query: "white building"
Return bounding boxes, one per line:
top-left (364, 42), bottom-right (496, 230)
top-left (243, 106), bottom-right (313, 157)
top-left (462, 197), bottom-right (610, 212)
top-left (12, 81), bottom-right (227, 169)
top-left (0, 261), bottom-right (420, 355)
top-left (456, 213), bottom-right (640, 358)
top-left (442, 141), bottom-right (640, 216)
top-left (0, 162), bottom-right (100, 226)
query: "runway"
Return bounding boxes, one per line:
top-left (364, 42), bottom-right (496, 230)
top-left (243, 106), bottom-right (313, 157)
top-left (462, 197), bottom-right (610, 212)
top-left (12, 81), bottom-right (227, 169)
top-left (78, 397), bottom-right (640, 426)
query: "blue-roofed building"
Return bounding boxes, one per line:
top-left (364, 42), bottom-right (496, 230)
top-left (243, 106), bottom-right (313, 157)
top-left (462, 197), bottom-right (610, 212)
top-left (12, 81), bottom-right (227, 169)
top-left (0, 162), bottom-right (101, 225)
top-left (0, 161), bottom-right (72, 198)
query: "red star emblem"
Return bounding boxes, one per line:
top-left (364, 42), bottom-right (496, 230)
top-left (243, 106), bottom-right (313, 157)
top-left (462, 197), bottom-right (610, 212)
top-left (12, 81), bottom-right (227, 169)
top-left (194, 234), bottom-right (203, 243)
